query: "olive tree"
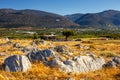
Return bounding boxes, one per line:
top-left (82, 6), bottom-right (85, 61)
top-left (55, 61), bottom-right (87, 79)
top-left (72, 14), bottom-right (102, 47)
top-left (62, 30), bottom-right (74, 41)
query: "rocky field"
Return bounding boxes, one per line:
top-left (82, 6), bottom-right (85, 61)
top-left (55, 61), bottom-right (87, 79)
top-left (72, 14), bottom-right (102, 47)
top-left (0, 38), bottom-right (120, 80)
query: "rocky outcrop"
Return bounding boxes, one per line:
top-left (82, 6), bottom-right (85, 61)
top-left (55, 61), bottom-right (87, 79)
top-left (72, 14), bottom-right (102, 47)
top-left (104, 56), bottom-right (120, 68)
top-left (48, 55), bottom-right (105, 73)
top-left (27, 49), bottom-right (54, 63)
top-left (3, 43), bottom-right (106, 73)
top-left (4, 55), bottom-right (31, 72)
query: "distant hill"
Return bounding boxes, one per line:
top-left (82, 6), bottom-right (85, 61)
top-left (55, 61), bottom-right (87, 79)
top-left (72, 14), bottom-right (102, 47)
top-left (0, 9), bottom-right (79, 29)
top-left (65, 10), bottom-right (120, 29)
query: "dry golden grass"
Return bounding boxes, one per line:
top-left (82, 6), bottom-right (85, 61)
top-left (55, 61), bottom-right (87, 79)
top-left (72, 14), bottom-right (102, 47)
top-left (0, 38), bottom-right (119, 80)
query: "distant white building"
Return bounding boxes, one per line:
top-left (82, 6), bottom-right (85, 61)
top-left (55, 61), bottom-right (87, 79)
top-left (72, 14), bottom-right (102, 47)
top-left (16, 31), bottom-right (36, 34)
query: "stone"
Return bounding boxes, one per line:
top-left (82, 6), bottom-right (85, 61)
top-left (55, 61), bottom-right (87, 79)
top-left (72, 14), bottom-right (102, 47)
top-left (74, 44), bottom-right (81, 47)
top-left (22, 46), bottom-right (39, 53)
top-left (13, 43), bottom-right (22, 48)
top-left (66, 77), bottom-right (75, 80)
top-left (47, 56), bottom-right (63, 67)
top-left (27, 49), bottom-right (54, 63)
top-left (113, 56), bottom-right (120, 64)
top-left (103, 61), bottom-right (117, 68)
top-left (39, 40), bottom-right (45, 44)
top-left (4, 55), bottom-right (31, 72)
top-left (0, 53), bottom-right (6, 56)
top-left (54, 45), bottom-right (73, 55)
top-left (32, 40), bottom-right (46, 45)
top-left (83, 46), bottom-right (90, 50)
top-left (103, 56), bottom-right (120, 68)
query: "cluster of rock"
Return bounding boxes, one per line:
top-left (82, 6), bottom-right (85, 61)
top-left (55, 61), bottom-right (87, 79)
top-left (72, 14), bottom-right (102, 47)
top-left (3, 43), bottom-right (107, 73)
top-left (48, 54), bottom-right (105, 73)
top-left (4, 48), bottom-right (54, 72)
top-left (3, 41), bottom-right (119, 73)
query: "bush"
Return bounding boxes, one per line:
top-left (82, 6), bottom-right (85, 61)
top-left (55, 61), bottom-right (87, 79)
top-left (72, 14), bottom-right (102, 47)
top-left (33, 33), bottom-right (39, 39)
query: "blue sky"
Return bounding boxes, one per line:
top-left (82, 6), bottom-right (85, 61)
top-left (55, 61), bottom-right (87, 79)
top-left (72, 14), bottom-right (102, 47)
top-left (0, 0), bottom-right (120, 15)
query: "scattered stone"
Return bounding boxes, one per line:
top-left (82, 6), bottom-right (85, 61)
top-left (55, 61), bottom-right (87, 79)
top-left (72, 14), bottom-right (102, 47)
top-left (4, 55), bottom-right (31, 72)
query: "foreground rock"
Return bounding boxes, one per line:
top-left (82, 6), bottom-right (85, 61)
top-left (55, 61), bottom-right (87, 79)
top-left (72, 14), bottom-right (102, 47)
top-left (4, 55), bottom-right (31, 72)
top-left (27, 49), bottom-right (54, 63)
top-left (104, 56), bottom-right (120, 68)
top-left (48, 55), bottom-right (105, 73)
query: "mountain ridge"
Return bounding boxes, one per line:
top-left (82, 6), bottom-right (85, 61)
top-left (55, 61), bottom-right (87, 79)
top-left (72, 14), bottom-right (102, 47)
top-left (0, 8), bottom-right (79, 29)
top-left (65, 9), bottom-right (120, 29)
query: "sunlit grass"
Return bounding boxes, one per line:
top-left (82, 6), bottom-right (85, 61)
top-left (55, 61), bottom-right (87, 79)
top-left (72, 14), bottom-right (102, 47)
top-left (0, 38), bottom-right (119, 79)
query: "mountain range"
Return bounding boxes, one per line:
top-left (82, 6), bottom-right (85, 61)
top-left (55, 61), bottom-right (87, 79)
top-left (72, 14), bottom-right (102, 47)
top-left (65, 10), bottom-right (120, 29)
top-left (0, 9), bottom-right (120, 29)
top-left (0, 9), bottom-right (78, 29)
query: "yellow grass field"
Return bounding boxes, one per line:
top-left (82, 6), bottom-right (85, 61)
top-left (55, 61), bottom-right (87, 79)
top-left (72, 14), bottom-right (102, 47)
top-left (0, 38), bottom-right (120, 80)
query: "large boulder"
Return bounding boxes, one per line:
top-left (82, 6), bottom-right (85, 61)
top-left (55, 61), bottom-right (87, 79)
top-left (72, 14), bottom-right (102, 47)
top-left (4, 55), bottom-right (31, 72)
top-left (27, 49), bottom-right (54, 63)
top-left (48, 55), bottom-right (105, 73)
